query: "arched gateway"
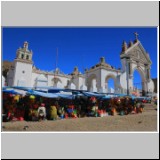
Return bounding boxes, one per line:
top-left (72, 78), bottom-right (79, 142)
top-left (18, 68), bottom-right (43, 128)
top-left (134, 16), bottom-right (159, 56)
top-left (119, 33), bottom-right (154, 95)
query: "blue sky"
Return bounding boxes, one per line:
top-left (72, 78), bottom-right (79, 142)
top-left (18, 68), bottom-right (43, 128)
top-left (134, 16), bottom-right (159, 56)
top-left (2, 27), bottom-right (157, 88)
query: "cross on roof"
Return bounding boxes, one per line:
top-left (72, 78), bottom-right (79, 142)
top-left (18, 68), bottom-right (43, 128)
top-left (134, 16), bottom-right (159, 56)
top-left (134, 32), bottom-right (139, 40)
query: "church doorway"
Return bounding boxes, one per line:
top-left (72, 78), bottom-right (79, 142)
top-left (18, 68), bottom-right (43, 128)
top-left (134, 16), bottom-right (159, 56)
top-left (132, 68), bottom-right (147, 96)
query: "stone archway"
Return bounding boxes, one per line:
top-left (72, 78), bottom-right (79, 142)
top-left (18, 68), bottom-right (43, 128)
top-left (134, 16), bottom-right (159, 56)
top-left (120, 36), bottom-right (154, 95)
top-left (87, 74), bottom-right (98, 92)
top-left (131, 66), bottom-right (147, 96)
top-left (105, 74), bottom-right (117, 93)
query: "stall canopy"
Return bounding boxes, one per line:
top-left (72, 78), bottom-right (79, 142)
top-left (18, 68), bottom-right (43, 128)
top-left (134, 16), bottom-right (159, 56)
top-left (56, 93), bottom-right (73, 100)
top-left (27, 90), bottom-right (74, 99)
top-left (3, 89), bottom-right (22, 95)
top-left (101, 95), bottom-right (112, 99)
top-left (27, 90), bottom-right (59, 98)
top-left (82, 92), bottom-right (105, 98)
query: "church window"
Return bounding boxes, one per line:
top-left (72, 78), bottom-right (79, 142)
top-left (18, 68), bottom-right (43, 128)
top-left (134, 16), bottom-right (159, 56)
top-left (21, 54), bottom-right (24, 59)
top-left (26, 55), bottom-right (29, 60)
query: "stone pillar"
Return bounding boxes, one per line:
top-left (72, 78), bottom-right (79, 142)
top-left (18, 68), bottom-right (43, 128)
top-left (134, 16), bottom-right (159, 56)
top-left (147, 68), bottom-right (151, 80)
top-left (96, 78), bottom-right (101, 93)
top-left (105, 82), bottom-right (108, 92)
top-left (142, 81), bottom-right (147, 96)
top-left (18, 53), bottom-right (21, 59)
top-left (90, 79), bottom-right (97, 92)
top-left (128, 62), bottom-right (131, 75)
top-left (29, 55), bottom-right (32, 60)
top-left (145, 64), bottom-right (150, 81)
top-left (129, 61), bottom-right (133, 76)
top-left (126, 59), bottom-right (130, 95)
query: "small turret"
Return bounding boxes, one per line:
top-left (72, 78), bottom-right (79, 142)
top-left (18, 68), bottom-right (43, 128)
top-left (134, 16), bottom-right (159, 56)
top-left (74, 66), bottom-right (78, 72)
top-left (100, 57), bottom-right (105, 63)
top-left (134, 32), bottom-right (139, 43)
top-left (23, 41), bottom-right (29, 50)
top-left (121, 41), bottom-right (128, 52)
top-left (128, 40), bottom-right (133, 47)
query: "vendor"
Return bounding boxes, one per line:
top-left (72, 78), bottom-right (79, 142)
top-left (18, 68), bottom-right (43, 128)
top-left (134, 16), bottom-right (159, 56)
top-left (38, 103), bottom-right (46, 120)
top-left (50, 104), bottom-right (57, 120)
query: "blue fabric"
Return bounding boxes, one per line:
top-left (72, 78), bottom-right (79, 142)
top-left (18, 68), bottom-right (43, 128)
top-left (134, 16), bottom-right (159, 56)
top-left (82, 92), bottom-right (104, 97)
top-left (56, 93), bottom-right (73, 99)
top-left (3, 89), bottom-right (20, 95)
top-left (27, 90), bottom-right (59, 98)
top-left (27, 90), bottom-right (73, 99)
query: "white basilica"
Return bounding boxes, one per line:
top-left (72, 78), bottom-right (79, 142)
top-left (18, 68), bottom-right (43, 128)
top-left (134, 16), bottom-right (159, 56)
top-left (7, 34), bottom-right (155, 96)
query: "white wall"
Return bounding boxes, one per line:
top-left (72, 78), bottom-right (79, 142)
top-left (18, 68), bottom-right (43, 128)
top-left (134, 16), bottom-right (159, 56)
top-left (31, 72), bottom-right (71, 89)
top-left (2, 76), bottom-right (5, 87)
top-left (73, 76), bottom-right (86, 90)
top-left (13, 62), bottom-right (32, 87)
top-left (7, 68), bottom-right (15, 86)
top-left (47, 74), bottom-right (70, 88)
top-left (31, 72), bottom-right (39, 87)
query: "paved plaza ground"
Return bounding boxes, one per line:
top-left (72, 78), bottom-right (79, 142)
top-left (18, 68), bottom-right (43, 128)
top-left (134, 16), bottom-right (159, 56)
top-left (2, 103), bottom-right (158, 132)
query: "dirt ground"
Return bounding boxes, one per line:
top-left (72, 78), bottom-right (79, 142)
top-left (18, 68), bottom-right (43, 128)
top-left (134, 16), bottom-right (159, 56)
top-left (2, 103), bottom-right (158, 132)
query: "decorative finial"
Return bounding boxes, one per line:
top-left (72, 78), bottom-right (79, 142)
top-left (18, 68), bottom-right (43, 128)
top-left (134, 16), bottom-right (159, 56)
top-left (23, 41), bottom-right (28, 49)
top-left (134, 32), bottom-right (139, 40)
top-left (122, 41), bottom-right (127, 52)
top-left (85, 68), bottom-right (88, 72)
top-left (74, 66), bottom-right (78, 72)
top-left (100, 57), bottom-right (105, 63)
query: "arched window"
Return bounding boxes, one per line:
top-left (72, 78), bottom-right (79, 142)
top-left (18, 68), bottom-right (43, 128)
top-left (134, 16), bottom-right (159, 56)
top-left (26, 55), bottom-right (29, 60)
top-left (21, 54), bottom-right (24, 59)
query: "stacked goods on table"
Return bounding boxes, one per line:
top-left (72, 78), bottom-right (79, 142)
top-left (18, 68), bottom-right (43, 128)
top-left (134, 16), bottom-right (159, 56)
top-left (67, 105), bottom-right (77, 118)
top-left (2, 91), bottom-right (146, 122)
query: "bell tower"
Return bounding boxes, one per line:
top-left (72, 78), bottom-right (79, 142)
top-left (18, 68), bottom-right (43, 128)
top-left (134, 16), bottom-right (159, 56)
top-left (8, 41), bottom-right (33, 87)
top-left (16, 41), bottom-right (33, 62)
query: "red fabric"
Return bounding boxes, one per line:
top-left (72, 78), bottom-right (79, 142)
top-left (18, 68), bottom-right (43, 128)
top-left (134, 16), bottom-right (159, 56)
top-left (33, 104), bottom-right (38, 109)
top-left (90, 97), bottom-right (96, 103)
top-left (41, 103), bottom-right (45, 107)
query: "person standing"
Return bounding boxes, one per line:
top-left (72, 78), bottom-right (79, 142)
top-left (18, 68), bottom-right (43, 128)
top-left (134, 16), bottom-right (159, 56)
top-left (50, 103), bottom-right (58, 120)
top-left (37, 103), bottom-right (46, 121)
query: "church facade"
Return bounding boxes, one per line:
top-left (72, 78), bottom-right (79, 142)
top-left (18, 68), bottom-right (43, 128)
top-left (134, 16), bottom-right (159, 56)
top-left (7, 34), bottom-right (155, 95)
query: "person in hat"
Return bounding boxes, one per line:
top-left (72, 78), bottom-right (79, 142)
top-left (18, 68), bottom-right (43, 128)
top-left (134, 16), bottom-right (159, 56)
top-left (50, 103), bottom-right (57, 120)
top-left (90, 96), bottom-right (97, 105)
top-left (37, 103), bottom-right (46, 121)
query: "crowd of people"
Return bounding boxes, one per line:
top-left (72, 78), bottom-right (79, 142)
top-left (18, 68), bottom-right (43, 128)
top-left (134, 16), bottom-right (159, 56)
top-left (2, 92), bottom-right (146, 122)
